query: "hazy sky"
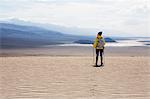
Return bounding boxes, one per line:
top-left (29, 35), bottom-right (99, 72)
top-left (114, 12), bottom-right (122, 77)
top-left (0, 0), bottom-right (149, 36)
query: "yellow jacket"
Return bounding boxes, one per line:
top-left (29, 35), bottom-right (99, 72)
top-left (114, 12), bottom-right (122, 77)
top-left (93, 35), bottom-right (106, 49)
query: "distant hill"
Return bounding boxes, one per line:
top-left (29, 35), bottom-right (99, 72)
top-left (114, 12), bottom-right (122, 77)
top-left (74, 38), bottom-right (116, 44)
top-left (104, 37), bottom-right (116, 42)
top-left (0, 23), bottom-right (116, 48)
top-left (0, 23), bottom-right (93, 48)
top-left (1, 18), bottom-right (99, 36)
top-left (74, 40), bottom-right (93, 44)
top-left (0, 23), bottom-right (70, 48)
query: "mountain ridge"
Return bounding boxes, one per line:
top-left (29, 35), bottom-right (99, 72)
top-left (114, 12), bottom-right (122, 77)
top-left (0, 23), bottom-right (94, 48)
top-left (0, 22), bottom-right (116, 48)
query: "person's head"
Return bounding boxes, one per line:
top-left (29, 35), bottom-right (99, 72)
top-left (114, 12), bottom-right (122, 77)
top-left (98, 32), bottom-right (102, 36)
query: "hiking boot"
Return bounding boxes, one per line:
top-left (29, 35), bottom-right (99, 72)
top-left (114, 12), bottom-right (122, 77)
top-left (100, 63), bottom-right (104, 66)
top-left (94, 64), bottom-right (99, 67)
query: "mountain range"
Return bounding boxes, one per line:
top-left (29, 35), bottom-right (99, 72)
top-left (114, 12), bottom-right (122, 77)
top-left (0, 20), bottom-right (116, 48)
top-left (0, 18), bottom-right (99, 36)
top-left (0, 23), bottom-right (94, 48)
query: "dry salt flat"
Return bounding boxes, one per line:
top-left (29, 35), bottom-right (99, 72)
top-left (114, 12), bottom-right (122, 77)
top-left (1, 55), bottom-right (150, 99)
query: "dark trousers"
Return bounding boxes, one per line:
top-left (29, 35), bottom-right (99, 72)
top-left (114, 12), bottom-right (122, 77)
top-left (96, 49), bottom-right (104, 65)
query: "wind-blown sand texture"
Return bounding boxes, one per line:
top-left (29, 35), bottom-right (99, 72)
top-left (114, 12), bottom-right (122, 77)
top-left (0, 46), bottom-right (150, 99)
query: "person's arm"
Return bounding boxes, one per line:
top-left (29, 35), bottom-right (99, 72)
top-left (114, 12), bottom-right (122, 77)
top-left (93, 38), bottom-right (98, 48)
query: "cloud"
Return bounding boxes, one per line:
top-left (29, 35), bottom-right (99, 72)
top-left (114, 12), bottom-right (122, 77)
top-left (0, 0), bottom-right (149, 36)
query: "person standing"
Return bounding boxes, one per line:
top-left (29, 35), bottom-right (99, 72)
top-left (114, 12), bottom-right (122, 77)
top-left (93, 32), bottom-right (106, 67)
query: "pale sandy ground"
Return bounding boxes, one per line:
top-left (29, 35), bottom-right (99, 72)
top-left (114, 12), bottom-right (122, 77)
top-left (0, 46), bottom-right (150, 99)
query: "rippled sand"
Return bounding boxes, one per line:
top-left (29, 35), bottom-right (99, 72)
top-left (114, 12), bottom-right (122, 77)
top-left (1, 55), bottom-right (150, 99)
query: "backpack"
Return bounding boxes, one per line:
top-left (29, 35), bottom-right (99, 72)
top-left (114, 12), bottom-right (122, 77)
top-left (97, 38), bottom-right (105, 49)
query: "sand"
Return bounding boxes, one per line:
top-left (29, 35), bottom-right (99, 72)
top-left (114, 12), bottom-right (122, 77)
top-left (0, 46), bottom-right (150, 99)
